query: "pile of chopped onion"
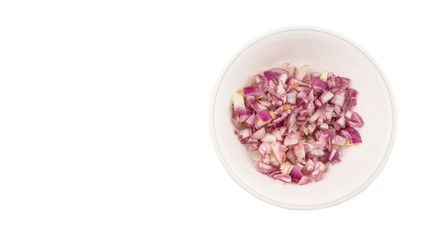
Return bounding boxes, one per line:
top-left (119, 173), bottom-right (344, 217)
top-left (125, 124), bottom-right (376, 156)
top-left (232, 64), bottom-right (364, 185)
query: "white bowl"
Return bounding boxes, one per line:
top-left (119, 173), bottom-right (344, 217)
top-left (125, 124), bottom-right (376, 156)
top-left (209, 27), bottom-right (397, 210)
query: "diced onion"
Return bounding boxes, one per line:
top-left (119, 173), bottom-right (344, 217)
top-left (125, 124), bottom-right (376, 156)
top-left (231, 64), bottom-right (363, 185)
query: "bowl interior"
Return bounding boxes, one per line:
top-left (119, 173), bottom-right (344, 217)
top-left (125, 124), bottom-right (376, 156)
top-left (211, 28), bottom-right (395, 209)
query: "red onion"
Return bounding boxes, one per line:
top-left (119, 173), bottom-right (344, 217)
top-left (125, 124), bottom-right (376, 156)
top-left (231, 64), bottom-right (363, 185)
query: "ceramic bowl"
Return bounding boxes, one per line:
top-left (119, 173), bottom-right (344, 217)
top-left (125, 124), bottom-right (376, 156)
top-left (209, 27), bottom-right (397, 210)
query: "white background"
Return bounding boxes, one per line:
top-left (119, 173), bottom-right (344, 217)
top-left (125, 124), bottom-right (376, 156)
top-left (0, 1), bottom-right (438, 239)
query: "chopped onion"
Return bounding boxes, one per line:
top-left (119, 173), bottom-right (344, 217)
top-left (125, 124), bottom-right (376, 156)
top-left (329, 148), bottom-right (338, 161)
top-left (331, 91), bottom-right (345, 106)
top-left (347, 111), bottom-right (364, 128)
top-left (238, 128), bottom-right (252, 140)
top-left (251, 127), bottom-right (266, 140)
top-left (273, 173), bottom-right (292, 183)
top-left (286, 92), bottom-right (296, 104)
top-left (257, 109), bottom-right (272, 122)
top-left (261, 133), bottom-right (277, 145)
top-left (331, 135), bottom-right (346, 146)
top-left (289, 166), bottom-right (303, 183)
top-left (295, 65), bottom-right (310, 81)
top-left (232, 64), bottom-right (364, 185)
top-left (272, 142), bottom-right (286, 162)
top-left (294, 144), bottom-right (305, 161)
top-left (258, 143), bottom-right (270, 158)
top-left (298, 176), bottom-right (311, 185)
top-left (232, 92), bottom-right (247, 114)
top-left (346, 127), bottom-right (362, 144)
top-left (257, 161), bottom-right (278, 174)
top-left (283, 132), bottom-right (301, 146)
top-left (319, 91), bottom-right (334, 104)
top-left (243, 84), bottom-right (260, 96)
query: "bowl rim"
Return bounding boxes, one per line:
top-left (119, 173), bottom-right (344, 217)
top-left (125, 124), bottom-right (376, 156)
top-left (209, 26), bottom-right (397, 210)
